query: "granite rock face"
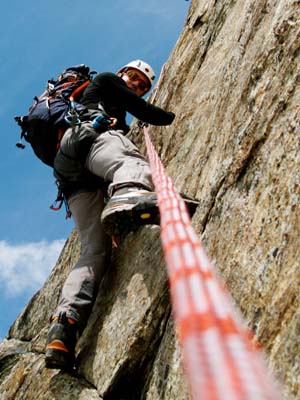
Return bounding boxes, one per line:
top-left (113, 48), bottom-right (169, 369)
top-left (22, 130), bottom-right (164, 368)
top-left (1, 0), bottom-right (300, 399)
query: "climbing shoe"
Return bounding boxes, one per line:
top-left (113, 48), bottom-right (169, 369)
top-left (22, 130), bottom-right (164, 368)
top-left (101, 187), bottom-right (199, 236)
top-left (45, 312), bottom-right (78, 370)
top-left (101, 187), bottom-right (158, 236)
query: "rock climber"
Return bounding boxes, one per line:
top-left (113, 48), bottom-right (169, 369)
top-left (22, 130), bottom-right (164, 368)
top-left (45, 60), bottom-right (175, 370)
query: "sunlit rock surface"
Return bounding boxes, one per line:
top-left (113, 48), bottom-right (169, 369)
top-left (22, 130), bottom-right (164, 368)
top-left (1, 1), bottom-right (300, 398)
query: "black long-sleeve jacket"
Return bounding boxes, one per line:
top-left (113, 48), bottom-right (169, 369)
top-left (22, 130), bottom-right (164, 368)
top-left (81, 72), bottom-right (175, 132)
top-left (54, 72), bottom-right (175, 195)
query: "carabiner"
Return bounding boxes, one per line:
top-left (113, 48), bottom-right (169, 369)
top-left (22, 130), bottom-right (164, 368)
top-left (108, 117), bottom-right (118, 128)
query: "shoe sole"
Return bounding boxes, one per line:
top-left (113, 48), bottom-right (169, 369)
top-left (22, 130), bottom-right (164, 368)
top-left (45, 348), bottom-right (74, 371)
top-left (102, 199), bottom-right (159, 236)
top-left (101, 196), bottom-right (199, 237)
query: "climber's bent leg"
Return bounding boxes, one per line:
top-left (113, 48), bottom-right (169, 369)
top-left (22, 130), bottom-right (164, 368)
top-left (85, 129), bottom-right (154, 194)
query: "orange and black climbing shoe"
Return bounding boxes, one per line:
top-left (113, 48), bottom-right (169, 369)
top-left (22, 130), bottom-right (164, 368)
top-left (45, 312), bottom-right (78, 371)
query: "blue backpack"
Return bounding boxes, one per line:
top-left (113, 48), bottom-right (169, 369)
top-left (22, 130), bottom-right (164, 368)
top-left (15, 65), bottom-right (96, 167)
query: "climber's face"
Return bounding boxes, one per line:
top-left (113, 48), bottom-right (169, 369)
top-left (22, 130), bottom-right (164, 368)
top-left (121, 68), bottom-right (150, 96)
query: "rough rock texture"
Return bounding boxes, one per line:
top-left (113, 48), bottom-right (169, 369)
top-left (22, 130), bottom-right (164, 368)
top-left (1, 0), bottom-right (300, 398)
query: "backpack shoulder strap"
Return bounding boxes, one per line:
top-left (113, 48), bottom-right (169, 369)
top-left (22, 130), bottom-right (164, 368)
top-left (69, 80), bottom-right (91, 102)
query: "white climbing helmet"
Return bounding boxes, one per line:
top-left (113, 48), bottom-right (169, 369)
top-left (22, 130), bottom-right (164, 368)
top-left (118, 60), bottom-right (156, 90)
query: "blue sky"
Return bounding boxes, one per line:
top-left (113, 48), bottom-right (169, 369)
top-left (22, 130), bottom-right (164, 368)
top-left (0, 1), bottom-right (190, 338)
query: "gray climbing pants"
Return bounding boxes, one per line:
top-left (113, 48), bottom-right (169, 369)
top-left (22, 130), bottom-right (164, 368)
top-left (53, 125), bottom-right (153, 330)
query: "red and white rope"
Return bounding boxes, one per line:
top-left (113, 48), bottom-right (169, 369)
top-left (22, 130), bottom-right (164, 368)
top-left (143, 126), bottom-right (280, 400)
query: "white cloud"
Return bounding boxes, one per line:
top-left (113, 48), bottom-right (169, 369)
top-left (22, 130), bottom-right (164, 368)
top-left (0, 239), bottom-right (65, 297)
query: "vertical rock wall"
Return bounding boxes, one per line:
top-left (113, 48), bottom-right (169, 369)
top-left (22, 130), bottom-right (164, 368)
top-left (1, 1), bottom-right (299, 399)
